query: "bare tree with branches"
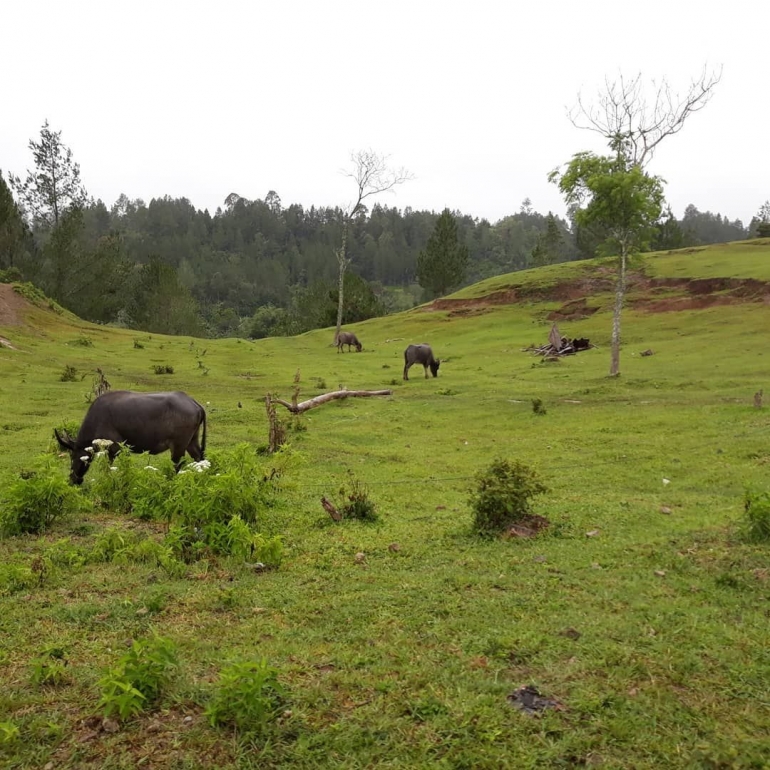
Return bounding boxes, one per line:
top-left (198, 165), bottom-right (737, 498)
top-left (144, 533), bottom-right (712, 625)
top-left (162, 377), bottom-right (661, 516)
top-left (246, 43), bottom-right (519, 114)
top-left (335, 150), bottom-right (412, 343)
top-left (568, 66), bottom-right (722, 168)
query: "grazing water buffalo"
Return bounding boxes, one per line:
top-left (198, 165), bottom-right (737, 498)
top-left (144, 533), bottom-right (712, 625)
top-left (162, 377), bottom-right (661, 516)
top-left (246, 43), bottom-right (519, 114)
top-left (403, 344), bottom-right (440, 380)
top-left (336, 331), bottom-right (362, 352)
top-left (54, 390), bottom-right (207, 485)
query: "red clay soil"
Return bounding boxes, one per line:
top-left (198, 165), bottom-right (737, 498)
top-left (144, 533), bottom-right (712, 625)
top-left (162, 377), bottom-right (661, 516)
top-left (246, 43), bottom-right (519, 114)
top-left (424, 272), bottom-right (770, 317)
top-left (0, 283), bottom-right (27, 325)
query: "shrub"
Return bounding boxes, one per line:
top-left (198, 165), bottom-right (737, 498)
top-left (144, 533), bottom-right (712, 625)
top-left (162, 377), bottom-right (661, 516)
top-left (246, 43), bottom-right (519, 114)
top-left (0, 462), bottom-right (86, 536)
top-left (60, 365), bottom-right (79, 382)
top-left (159, 445), bottom-right (280, 561)
top-left (72, 335), bottom-right (94, 347)
top-left (469, 458), bottom-right (548, 536)
top-left (98, 636), bottom-right (178, 720)
top-left (531, 398), bottom-right (547, 415)
top-left (742, 490), bottom-right (770, 543)
top-left (205, 659), bottom-right (285, 734)
top-left (152, 364), bottom-right (174, 375)
top-left (338, 474), bottom-right (378, 522)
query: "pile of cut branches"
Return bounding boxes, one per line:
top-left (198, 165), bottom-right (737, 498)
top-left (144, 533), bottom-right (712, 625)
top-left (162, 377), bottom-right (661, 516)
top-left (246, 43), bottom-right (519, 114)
top-left (523, 324), bottom-right (594, 358)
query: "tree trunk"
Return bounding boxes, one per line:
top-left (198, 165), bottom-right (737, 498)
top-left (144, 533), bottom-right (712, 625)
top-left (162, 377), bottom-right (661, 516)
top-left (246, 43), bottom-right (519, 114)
top-left (335, 220), bottom-right (349, 344)
top-left (609, 244), bottom-right (627, 377)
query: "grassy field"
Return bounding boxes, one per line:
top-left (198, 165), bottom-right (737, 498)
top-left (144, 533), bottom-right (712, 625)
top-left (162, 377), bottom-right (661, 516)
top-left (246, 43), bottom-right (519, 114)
top-left (1, 241), bottom-right (770, 768)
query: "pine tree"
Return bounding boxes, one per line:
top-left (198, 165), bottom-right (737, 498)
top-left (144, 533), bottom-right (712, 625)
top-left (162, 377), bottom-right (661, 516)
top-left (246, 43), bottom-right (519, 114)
top-left (0, 170), bottom-right (35, 273)
top-left (416, 209), bottom-right (468, 298)
top-left (9, 120), bottom-right (88, 228)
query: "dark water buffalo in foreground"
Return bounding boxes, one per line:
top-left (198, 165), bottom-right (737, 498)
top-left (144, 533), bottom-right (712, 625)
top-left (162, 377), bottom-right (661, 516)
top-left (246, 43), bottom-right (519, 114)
top-left (403, 344), bottom-right (440, 380)
top-left (55, 390), bottom-right (207, 485)
top-left (336, 331), bottom-right (362, 352)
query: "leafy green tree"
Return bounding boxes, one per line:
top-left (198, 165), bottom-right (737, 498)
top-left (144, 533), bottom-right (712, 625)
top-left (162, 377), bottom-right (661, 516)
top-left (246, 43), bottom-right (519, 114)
top-left (328, 271), bottom-right (384, 324)
top-left (0, 170), bottom-right (35, 272)
top-left (417, 208), bottom-right (469, 298)
top-left (531, 212), bottom-right (566, 267)
top-left (749, 201), bottom-right (770, 238)
top-left (128, 260), bottom-right (204, 336)
top-left (559, 69), bottom-right (720, 376)
top-left (651, 206), bottom-right (686, 251)
top-left (551, 153), bottom-right (664, 376)
top-left (9, 120), bottom-right (88, 228)
top-left (248, 304), bottom-right (289, 339)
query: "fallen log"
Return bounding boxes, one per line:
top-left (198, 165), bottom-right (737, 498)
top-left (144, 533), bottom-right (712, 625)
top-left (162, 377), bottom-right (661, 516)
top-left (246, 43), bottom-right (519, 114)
top-left (270, 389), bottom-right (393, 414)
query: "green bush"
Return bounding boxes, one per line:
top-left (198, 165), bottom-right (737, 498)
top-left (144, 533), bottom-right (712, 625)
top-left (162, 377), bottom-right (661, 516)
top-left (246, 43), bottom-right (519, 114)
top-left (152, 364), bottom-right (174, 375)
top-left (98, 636), bottom-right (178, 720)
top-left (469, 458), bottom-right (547, 536)
top-left (159, 446), bottom-right (280, 562)
top-left (742, 490), bottom-right (770, 543)
top-left (205, 659), bottom-right (285, 734)
top-left (0, 462), bottom-right (86, 536)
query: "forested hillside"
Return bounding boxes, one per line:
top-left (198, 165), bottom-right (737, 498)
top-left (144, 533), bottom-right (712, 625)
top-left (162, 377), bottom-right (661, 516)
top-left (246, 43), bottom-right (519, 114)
top-left (0, 123), bottom-right (763, 339)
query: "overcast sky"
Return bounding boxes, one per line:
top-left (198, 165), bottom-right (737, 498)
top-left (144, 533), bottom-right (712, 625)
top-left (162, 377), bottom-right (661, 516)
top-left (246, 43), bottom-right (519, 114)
top-left (2, 0), bottom-right (768, 225)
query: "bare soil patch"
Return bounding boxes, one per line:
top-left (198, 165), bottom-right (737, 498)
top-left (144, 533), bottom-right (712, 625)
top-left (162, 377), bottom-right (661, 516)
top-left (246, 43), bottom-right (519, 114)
top-left (424, 272), bottom-right (770, 317)
top-left (0, 283), bottom-right (28, 326)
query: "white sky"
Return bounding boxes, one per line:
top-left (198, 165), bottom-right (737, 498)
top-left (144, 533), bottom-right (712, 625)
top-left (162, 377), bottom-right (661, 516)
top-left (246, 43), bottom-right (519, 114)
top-left (2, 0), bottom-right (768, 225)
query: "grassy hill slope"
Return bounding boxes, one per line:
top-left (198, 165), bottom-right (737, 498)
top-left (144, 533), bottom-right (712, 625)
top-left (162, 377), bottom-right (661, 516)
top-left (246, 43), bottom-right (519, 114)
top-left (1, 241), bottom-right (770, 768)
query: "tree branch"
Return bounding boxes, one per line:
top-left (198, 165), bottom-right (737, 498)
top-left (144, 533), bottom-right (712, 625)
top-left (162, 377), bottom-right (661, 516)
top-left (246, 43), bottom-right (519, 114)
top-left (568, 66), bottom-right (722, 167)
top-left (270, 389), bottom-right (393, 414)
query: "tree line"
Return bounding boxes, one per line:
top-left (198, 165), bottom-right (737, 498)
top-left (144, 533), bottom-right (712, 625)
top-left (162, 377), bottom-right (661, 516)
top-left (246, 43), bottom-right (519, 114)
top-left (1, 120), bottom-right (767, 339)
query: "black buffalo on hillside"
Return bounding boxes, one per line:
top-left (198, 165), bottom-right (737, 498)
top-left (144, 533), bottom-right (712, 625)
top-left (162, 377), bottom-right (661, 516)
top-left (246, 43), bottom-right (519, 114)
top-left (54, 390), bottom-right (207, 485)
top-left (336, 331), bottom-right (362, 352)
top-left (403, 344), bottom-right (440, 380)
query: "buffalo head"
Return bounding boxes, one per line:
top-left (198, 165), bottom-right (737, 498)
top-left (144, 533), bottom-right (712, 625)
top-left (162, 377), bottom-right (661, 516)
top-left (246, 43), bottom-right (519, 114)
top-left (54, 429), bottom-right (91, 485)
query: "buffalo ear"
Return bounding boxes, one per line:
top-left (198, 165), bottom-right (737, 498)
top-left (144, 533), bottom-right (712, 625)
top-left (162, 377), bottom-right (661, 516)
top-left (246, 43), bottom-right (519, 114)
top-left (54, 429), bottom-right (75, 451)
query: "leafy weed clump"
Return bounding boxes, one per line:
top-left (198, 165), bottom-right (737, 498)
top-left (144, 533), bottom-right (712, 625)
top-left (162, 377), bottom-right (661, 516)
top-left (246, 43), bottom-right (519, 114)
top-left (531, 398), bottom-right (547, 415)
top-left (152, 364), bottom-right (174, 375)
top-left (742, 490), bottom-right (770, 543)
top-left (0, 461), bottom-right (86, 536)
top-left (205, 659), bottom-right (285, 734)
top-left (30, 649), bottom-right (69, 687)
top-left (338, 474), bottom-right (378, 522)
top-left (98, 636), bottom-right (179, 720)
top-left (59, 365), bottom-right (79, 382)
top-left (160, 446), bottom-right (282, 563)
top-left (469, 458), bottom-right (547, 536)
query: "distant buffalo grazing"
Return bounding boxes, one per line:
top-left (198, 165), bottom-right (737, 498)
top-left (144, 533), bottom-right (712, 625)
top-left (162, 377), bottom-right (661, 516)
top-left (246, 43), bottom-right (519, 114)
top-left (403, 344), bottom-right (440, 380)
top-left (54, 390), bottom-right (207, 485)
top-left (336, 331), bottom-right (362, 353)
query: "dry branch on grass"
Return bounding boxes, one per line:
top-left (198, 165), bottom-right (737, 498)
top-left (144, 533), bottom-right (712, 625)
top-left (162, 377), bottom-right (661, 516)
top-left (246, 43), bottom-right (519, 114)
top-left (269, 389), bottom-right (393, 414)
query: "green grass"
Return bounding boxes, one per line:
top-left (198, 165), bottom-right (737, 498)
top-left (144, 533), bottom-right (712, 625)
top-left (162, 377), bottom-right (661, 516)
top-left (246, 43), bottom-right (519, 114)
top-left (2, 244), bottom-right (770, 768)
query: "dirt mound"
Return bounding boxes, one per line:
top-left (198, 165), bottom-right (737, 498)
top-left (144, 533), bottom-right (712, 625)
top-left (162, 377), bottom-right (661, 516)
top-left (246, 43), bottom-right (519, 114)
top-left (0, 283), bottom-right (28, 326)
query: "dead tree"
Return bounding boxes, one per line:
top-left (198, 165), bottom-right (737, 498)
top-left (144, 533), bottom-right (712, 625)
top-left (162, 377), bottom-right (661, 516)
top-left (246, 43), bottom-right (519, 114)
top-left (335, 151), bottom-right (412, 344)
